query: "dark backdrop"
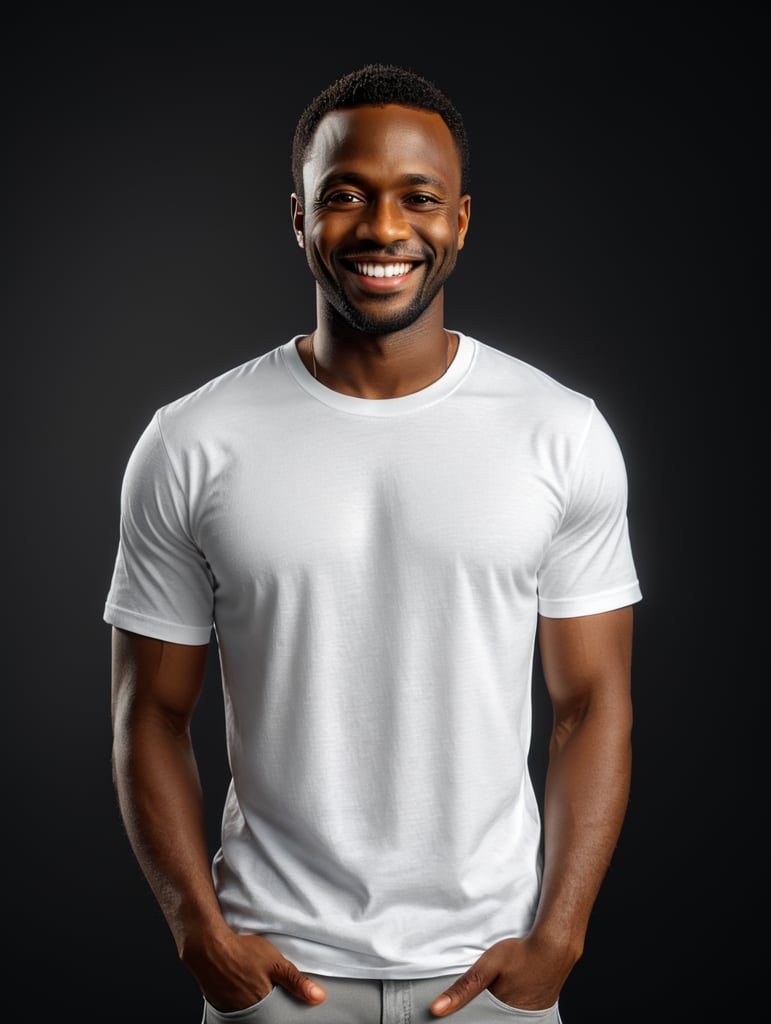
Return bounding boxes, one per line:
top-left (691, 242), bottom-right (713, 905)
top-left (4, 8), bottom-right (764, 1021)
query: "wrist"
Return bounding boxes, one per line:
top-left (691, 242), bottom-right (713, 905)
top-left (175, 906), bottom-right (233, 965)
top-left (526, 924), bottom-right (584, 971)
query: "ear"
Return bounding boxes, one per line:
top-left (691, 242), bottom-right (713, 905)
top-left (290, 193), bottom-right (305, 248)
top-left (456, 194), bottom-right (471, 251)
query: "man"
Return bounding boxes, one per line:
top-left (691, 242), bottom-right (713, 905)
top-left (106, 63), bottom-right (642, 1022)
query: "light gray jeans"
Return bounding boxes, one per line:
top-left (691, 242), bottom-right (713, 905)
top-left (202, 974), bottom-right (562, 1023)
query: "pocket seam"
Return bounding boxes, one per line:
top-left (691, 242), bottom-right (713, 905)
top-left (483, 989), bottom-right (557, 1017)
top-left (205, 985), bottom-right (277, 1020)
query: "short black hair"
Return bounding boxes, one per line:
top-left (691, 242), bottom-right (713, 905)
top-left (291, 63), bottom-right (470, 200)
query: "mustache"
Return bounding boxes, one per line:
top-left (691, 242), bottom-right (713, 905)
top-left (339, 245), bottom-right (427, 261)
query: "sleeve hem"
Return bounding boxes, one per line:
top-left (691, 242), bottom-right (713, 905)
top-left (538, 581), bottom-right (642, 619)
top-left (103, 604), bottom-right (212, 645)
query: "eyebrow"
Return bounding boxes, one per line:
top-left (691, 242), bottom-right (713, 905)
top-left (316, 171), bottom-right (450, 193)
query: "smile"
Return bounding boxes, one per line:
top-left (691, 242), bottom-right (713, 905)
top-left (352, 262), bottom-right (414, 278)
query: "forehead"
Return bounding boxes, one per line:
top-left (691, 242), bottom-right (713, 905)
top-left (303, 104), bottom-right (461, 192)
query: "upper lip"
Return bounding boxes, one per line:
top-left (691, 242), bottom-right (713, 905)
top-left (341, 253), bottom-right (422, 263)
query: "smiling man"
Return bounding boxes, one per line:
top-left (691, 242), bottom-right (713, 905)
top-left (292, 101), bottom-right (468, 368)
top-left (106, 64), bottom-right (642, 1023)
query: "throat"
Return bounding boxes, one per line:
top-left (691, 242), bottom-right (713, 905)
top-left (307, 331), bottom-right (455, 399)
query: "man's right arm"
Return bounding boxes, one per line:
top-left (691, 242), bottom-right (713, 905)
top-left (110, 626), bottom-right (327, 1011)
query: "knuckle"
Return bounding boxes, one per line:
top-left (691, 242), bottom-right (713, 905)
top-left (271, 956), bottom-right (292, 979)
top-left (452, 966), bottom-right (487, 997)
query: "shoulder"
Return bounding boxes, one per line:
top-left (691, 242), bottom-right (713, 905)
top-left (461, 334), bottom-right (597, 427)
top-left (154, 339), bottom-right (300, 440)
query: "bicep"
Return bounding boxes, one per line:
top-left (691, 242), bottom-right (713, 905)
top-left (537, 607), bottom-right (634, 720)
top-left (111, 626), bottom-right (210, 733)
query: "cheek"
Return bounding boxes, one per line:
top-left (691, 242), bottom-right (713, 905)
top-left (428, 217), bottom-right (462, 248)
top-left (305, 232), bottom-right (339, 282)
top-left (428, 222), bottom-right (462, 263)
top-left (307, 222), bottom-right (341, 258)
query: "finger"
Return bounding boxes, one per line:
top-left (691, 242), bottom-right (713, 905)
top-left (273, 959), bottom-right (327, 1005)
top-left (431, 966), bottom-right (492, 1017)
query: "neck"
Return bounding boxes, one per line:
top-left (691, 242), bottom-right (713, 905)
top-left (303, 300), bottom-right (457, 399)
top-left (306, 326), bottom-right (455, 399)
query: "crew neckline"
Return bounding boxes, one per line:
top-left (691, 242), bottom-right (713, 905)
top-left (281, 332), bottom-right (476, 417)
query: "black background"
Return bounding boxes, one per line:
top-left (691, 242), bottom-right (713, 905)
top-left (4, 7), bottom-right (764, 1021)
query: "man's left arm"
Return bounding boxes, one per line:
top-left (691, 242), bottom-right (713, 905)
top-left (432, 606), bottom-right (634, 1016)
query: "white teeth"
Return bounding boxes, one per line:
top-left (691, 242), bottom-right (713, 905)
top-left (353, 262), bottom-right (412, 278)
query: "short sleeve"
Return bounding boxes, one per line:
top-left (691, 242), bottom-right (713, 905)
top-left (103, 413), bottom-right (215, 644)
top-left (537, 403), bottom-right (642, 618)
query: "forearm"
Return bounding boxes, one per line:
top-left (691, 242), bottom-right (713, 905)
top-left (531, 698), bottom-right (632, 958)
top-left (430, 696), bottom-right (632, 1017)
top-left (112, 712), bottom-right (227, 957)
top-left (113, 710), bottom-right (328, 1010)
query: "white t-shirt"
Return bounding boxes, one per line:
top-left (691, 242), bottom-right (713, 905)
top-left (104, 333), bottom-right (642, 978)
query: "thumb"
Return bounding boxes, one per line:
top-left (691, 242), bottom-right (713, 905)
top-left (431, 965), bottom-right (492, 1017)
top-left (272, 960), bottom-right (327, 1005)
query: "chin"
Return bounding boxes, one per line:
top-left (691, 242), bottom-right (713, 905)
top-left (342, 302), bottom-right (429, 335)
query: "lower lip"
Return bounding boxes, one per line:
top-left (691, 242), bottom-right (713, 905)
top-left (352, 269), bottom-right (415, 292)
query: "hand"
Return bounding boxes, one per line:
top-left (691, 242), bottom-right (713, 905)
top-left (430, 936), bottom-right (571, 1017)
top-left (183, 928), bottom-right (327, 1013)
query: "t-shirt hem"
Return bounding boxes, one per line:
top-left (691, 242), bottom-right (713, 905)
top-left (256, 932), bottom-right (479, 980)
top-left (302, 966), bottom-right (471, 980)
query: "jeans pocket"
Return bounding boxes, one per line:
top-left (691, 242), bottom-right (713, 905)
top-left (482, 990), bottom-right (561, 1020)
top-left (204, 986), bottom-right (278, 1021)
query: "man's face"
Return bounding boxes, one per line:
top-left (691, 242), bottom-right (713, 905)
top-left (293, 104), bottom-right (470, 335)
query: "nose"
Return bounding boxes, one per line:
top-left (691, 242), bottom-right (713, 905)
top-left (355, 196), bottom-right (411, 245)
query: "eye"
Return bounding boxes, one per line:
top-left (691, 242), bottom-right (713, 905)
top-left (319, 191), bottom-right (363, 208)
top-left (405, 193), bottom-right (441, 207)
